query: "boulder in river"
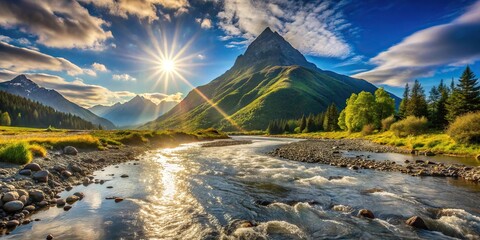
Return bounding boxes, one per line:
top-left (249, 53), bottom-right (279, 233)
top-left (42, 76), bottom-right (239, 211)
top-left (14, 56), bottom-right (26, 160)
top-left (3, 200), bottom-right (24, 212)
top-left (63, 146), bottom-right (78, 155)
top-left (24, 163), bottom-right (41, 171)
top-left (73, 192), bottom-right (85, 199)
top-left (357, 209), bottom-right (375, 219)
top-left (405, 216), bottom-right (429, 230)
top-left (6, 219), bottom-right (19, 228)
top-left (66, 195), bottom-right (79, 204)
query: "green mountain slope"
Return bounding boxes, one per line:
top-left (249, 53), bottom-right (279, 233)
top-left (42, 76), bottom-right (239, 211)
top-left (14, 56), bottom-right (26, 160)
top-left (143, 28), bottom-right (399, 131)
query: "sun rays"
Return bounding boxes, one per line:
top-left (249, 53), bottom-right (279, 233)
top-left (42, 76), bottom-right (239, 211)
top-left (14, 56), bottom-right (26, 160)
top-left (127, 26), bottom-right (245, 132)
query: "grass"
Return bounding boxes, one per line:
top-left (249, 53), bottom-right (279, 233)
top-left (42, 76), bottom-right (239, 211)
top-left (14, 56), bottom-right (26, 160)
top-left (283, 130), bottom-right (480, 156)
top-left (0, 126), bottom-right (228, 164)
top-left (0, 142), bottom-right (33, 164)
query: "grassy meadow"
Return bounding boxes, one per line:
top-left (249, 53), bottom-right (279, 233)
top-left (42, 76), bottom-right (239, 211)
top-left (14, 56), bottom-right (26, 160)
top-left (0, 126), bottom-right (228, 165)
top-left (283, 130), bottom-right (480, 157)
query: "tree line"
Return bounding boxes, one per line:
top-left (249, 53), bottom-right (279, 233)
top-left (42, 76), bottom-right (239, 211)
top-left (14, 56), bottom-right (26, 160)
top-left (266, 66), bottom-right (480, 135)
top-left (0, 91), bottom-right (98, 129)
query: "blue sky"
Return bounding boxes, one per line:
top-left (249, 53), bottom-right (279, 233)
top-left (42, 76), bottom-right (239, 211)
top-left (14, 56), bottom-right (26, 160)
top-left (0, 0), bottom-right (479, 107)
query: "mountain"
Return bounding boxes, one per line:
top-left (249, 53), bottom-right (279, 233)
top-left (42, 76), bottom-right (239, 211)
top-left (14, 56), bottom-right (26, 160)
top-left (0, 91), bottom-right (97, 129)
top-left (0, 75), bottom-right (115, 129)
top-left (142, 27), bottom-right (400, 131)
top-left (89, 95), bottom-right (177, 127)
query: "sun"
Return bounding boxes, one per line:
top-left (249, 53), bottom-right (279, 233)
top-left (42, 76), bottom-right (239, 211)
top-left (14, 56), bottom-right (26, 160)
top-left (160, 59), bottom-right (176, 73)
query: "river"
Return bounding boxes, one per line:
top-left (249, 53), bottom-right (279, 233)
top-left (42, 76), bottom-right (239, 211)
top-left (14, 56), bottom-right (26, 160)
top-left (5, 137), bottom-right (480, 239)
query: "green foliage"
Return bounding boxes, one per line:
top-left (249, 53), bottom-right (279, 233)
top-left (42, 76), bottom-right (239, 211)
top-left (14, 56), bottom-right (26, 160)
top-left (390, 116), bottom-right (429, 137)
top-left (0, 142), bottom-right (32, 164)
top-left (118, 133), bottom-right (148, 145)
top-left (361, 124), bottom-right (375, 136)
top-left (446, 66), bottom-right (480, 122)
top-left (323, 103), bottom-right (339, 131)
top-left (381, 116), bottom-right (395, 131)
top-left (299, 115), bottom-right (307, 133)
top-left (447, 112), bottom-right (480, 144)
top-left (398, 83), bottom-right (409, 119)
top-left (0, 91), bottom-right (96, 129)
top-left (374, 88), bottom-right (395, 127)
top-left (406, 80), bottom-right (428, 118)
top-left (428, 80), bottom-right (449, 128)
top-left (0, 112), bottom-right (11, 126)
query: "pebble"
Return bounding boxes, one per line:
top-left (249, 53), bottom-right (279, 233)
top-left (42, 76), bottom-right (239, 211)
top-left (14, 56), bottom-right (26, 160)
top-left (6, 220), bottom-right (19, 228)
top-left (2, 191), bottom-right (19, 202)
top-left (3, 201), bottom-right (24, 212)
top-left (46, 234), bottom-right (54, 240)
top-left (114, 197), bottom-right (124, 203)
top-left (66, 196), bottom-right (79, 204)
top-left (63, 205), bottom-right (72, 211)
top-left (33, 170), bottom-right (49, 183)
top-left (63, 146), bottom-right (78, 155)
top-left (406, 216), bottom-right (429, 230)
top-left (29, 189), bottom-right (46, 202)
top-left (120, 174), bottom-right (129, 178)
top-left (19, 169), bottom-right (32, 176)
top-left (24, 163), bottom-right (42, 171)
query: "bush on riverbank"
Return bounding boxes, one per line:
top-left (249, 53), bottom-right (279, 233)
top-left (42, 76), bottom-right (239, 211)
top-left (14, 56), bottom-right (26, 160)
top-left (447, 112), bottom-right (480, 144)
top-left (390, 116), bottom-right (428, 137)
top-left (0, 142), bottom-right (32, 164)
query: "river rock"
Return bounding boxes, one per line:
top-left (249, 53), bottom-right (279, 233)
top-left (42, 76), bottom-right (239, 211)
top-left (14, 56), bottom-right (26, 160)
top-left (66, 195), bottom-right (79, 204)
top-left (71, 165), bottom-right (83, 174)
top-left (120, 174), bottom-right (129, 178)
top-left (33, 170), bottom-right (49, 183)
top-left (19, 169), bottom-right (32, 176)
top-left (18, 195), bottom-right (28, 205)
top-left (2, 191), bottom-right (19, 202)
top-left (29, 189), bottom-right (45, 202)
top-left (37, 201), bottom-right (49, 208)
top-left (63, 205), bottom-right (72, 211)
top-left (476, 154), bottom-right (480, 161)
top-left (47, 234), bottom-right (54, 240)
top-left (424, 151), bottom-right (435, 156)
top-left (24, 205), bottom-right (36, 212)
top-left (358, 209), bottom-right (375, 219)
top-left (64, 146), bottom-right (78, 155)
top-left (73, 192), bottom-right (85, 199)
top-left (6, 219), bottom-right (19, 228)
top-left (56, 199), bottom-right (66, 207)
top-left (24, 163), bottom-right (41, 171)
top-left (114, 197), bottom-right (123, 203)
top-left (3, 200), bottom-right (24, 212)
top-left (406, 216), bottom-right (429, 230)
top-left (61, 170), bottom-right (72, 178)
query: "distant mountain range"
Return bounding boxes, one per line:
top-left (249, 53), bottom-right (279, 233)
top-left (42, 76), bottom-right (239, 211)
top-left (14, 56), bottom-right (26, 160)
top-left (143, 27), bottom-right (400, 131)
top-left (0, 90), bottom-right (97, 129)
top-left (89, 95), bottom-right (176, 127)
top-left (0, 75), bottom-right (115, 129)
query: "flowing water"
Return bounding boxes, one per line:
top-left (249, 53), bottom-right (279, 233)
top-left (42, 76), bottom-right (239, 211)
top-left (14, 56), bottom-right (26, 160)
top-left (5, 137), bottom-right (480, 239)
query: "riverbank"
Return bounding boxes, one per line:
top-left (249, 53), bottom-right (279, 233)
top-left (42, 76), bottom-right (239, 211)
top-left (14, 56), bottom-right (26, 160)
top-left (270, 138), bottom-right (480, 183)
top-left (0, 128), bottom-right (228, 235)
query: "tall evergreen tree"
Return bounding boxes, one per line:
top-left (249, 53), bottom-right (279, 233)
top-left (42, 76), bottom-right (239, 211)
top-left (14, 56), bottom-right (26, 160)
top-left (299, 115), bottom-right (307, 132)
top-left (398, 83), bottom-right (409, 119)
top-left (446, 66), bottom-right (480, 121)
top-left (323, 103), bottom-right (339, 131)
top-left (406, 80), bottom-right (428, 117)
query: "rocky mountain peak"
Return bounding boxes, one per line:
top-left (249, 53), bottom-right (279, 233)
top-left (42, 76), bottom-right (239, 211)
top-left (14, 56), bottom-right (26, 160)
top-left (232, 27), bottom-right (317, 70)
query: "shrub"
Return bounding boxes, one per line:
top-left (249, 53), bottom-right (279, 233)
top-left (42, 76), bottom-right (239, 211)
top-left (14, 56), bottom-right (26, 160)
top-left (381, 116), bottom-right (395, 132)
top-left (28, 144), bottom-right (47, 157)
top-left (447, 112), bottom-right (480, 144)
top-left (0, 142), bottom-right (32, 164)
top-left (361, 124), bottom-right (375, 136)
top-left (119, 133), bottom-right (147, 145)
top-left (390, 116), bottom-right (429, 137)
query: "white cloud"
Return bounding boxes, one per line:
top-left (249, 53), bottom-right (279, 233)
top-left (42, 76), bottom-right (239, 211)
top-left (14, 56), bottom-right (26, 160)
top-left (197, 54), bottom-right (206, 60)
top-left (113, 73), bottom-right (137, 81)
top-left (196, 18), bottom-right (213, 29)
top-left (79, 0), bottom-right (190, 22)
top-left (218, 0), bottom-right (352, 58)
top-left (83, 69), bottom-right (97, 77)
top-left (0, 70), bottom-right (136, 107)
top-left (92, 62), bottom-right (108, 72)
top-left (353, 1), bottom-right (480, 86)
top-left (141, 92), bottom-right (183, 104)
top-left (0, 0), bottom-right (113, 50)
top-left (0, 41), bottom-right (83, 75)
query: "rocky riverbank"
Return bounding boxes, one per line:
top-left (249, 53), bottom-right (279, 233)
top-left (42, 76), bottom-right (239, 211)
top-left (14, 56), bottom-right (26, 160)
top-left (270, 139), bottom-right (480, 183)
top-left (0, 144), bottom-right (149, 235)
top-left (201, 140), bottom-right (253, 148)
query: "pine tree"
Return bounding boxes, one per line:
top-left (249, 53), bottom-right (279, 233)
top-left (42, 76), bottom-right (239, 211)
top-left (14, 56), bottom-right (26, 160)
top-left (446, 66), bottom-right (480, 121)
top-left (406, 80), bottom-right (428, 117)
top-left (398, 83), bottom-right (409, 119)
top-left (299, 115), bottom-right (307, 132)
top-left (323, 103), bottom-right (339, 131)
top-left (283, 122), bottom-right (290, 133)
